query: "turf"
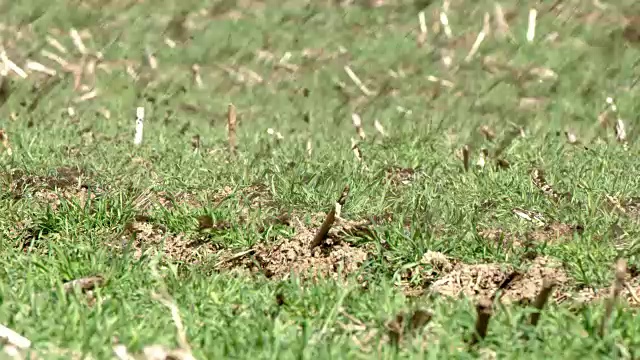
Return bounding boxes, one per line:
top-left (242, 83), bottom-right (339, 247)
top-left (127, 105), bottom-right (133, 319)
top-left (2, 0), bottom-right (640, 358)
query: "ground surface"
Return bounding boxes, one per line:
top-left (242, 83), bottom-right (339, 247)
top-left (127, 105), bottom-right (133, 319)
top-left (1, 0), bottom-right (640, 358)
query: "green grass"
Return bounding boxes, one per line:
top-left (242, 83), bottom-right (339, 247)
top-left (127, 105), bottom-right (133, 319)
top-left (2, 0), bottom-right (640, 358)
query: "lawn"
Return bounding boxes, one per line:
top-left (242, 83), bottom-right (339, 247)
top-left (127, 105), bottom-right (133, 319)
top-left (2, 0), bottom-right (640, 358)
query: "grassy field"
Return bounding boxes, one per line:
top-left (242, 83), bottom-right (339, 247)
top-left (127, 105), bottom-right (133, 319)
top-left (2, 0), bottom-right (640, 358)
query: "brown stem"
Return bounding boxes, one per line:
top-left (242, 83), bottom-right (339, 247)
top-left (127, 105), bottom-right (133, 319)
top-left (309, 184), bottom-right (350, 250)
top-left (462, 145), bottom-right (470, 172)
top-left (471, 298), bottom-right (493, 345)
top-left (529, 278), bottom-right (556, 327)
top-left (227, 103), bottom-right (237, 157)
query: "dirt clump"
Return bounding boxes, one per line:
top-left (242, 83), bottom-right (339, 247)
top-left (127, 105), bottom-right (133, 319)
top-left (478, 222), bottom-right (581, 249)
top-left (219, 213), bottom-right (374, 281)
top-left (6, 167), bottom-right (98, 209)
top-left (394, 251), bottom-right (457, 297)
top-left (573, 285), bottom-right (640, 307)
top-left (155, 191), bottom-right (203, 209)
top-left (621, 197), bottom-right (640, 219)
top-left (118, 219), bottom-right (218, 264)
top-left (477, 228), bottom-right (518, 248)
top-left (133, 183), bottom-right (274, 213)
top-left (526, 223), bottom-right (581, 243)
top-left (133, 190), bottom-right (203, 212)
top-left (384, 167), bottom-right (416, 186)
top-left (421, 251), bottom-right (455, 273)
top-left (430, 256), bottom-right (570, 304)
top-left (572, 268), bottom-right (640, 307)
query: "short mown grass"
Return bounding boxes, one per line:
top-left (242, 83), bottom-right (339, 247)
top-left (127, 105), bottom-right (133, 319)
top-left (2, 0), bottom-right (640, 358)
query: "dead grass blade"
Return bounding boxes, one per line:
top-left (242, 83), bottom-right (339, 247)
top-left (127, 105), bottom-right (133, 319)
top-left (526, 9), bottom-right (537, 43)
top-left (69, 28), bottom-right (87, 55)
top-left (25, 60), bottom-right (57, 76)
top-left (344, 66), bottom-right (374, 96)
top-left (144, 259), bottom-right (197, 360)
top-left (0, 47), bottom-right (27, 78)
top-left (530, 168), bottom-right (568, 202)
top-left (73, 89), bottom-right (99, 103)
top-left (374, 119), bottom-right (387, 137)
top-left (351, 138), bottom-right (365, 164)
top-left (0, 324), bottom-right (31, 350)
top-left (214, 248), bottom-right (256, 268)
top-left (46, 35), bottom-right (68, 54)
top-left (309, 184), bottom-right (351, 250)
top-left (351, 113), bottom-right (366, 140)
top-left (465, 16), bottom-right (487, 62)
top-left (1, 324), bottom-right (31, 359)
top-left (417, 11), bottom-right (428, 46)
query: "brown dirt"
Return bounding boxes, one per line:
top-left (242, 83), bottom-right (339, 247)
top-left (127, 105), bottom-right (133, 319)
top-left (6, 166), bottom-right (99, 210)
top-left (573, 285), bottom-right (640, 307)
top-left (571, 270), bottom-right (640, 307)
top-left (384, 167), bottom-right (416, 186)
top-left (430, 256), bottom-right (571, 304)
top-left (33, 187), bottom-right (97, 210)
top-left (394, 251), bottom-right (457, 297)
top-left (621, 197), bottom-right (640, 219)
top-left (218, 213), bottom-right (374, 281)
top-left (118, 219), bottom-right (219, 264)
top-left (526, 223), bottom-right (581, 243)
top-left (133, 183), bottom-right (274, 213)
top-left (478, 222), bottom-right (580, 249)
top-left (133, 190), bottom-right (203, 212)
top-left (477, 228), bottom-right (518, 249)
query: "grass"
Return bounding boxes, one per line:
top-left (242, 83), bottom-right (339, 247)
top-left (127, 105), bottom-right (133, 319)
top-left (2, 0), bottom-right (640, 358)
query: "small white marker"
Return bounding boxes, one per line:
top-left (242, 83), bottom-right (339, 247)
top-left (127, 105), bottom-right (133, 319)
top-left (134, 107), bottom-right (144, 146)
top-left (527, 9), bottom-right (537, 42)
top-left (351, 113), bottom-right (366, 140)
top-left (70, 28), bottom-right (87, 55)
top-left (440, 12), bottom-right (453, 38)
top-left (374, 119), bottom-right (387, 137)
top-left (465, 29), bottom-right (486, 62)
top-left (418, 11), bottom-right (427, 34)
top-left (606, 96), bottom-right (618, 112)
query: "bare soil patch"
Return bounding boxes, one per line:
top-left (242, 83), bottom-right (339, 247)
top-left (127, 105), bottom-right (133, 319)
top-left (478, 222), bottom-right (581, 249)
top-left (403, 252), bottom-right (570, 304)
top-left (218, 213), bottom-right (375, 281)
top-left (621, 197), bottom-right (640, 219)
top-left (6, 166), bottom-right (98, 210)
top-left (133, 183), bottom-right (274, 213)
top-left (384, 167), bottom-right (416, 187)
top-left (118, 218), bottom-right (219, 264)
top-left (428, 256), bottom-right (571, 304)
top-left (526, 223), bottom-right (581, 243)
top-left (133, 190), bottom-right (204, 212)
top-left (572, 269), bottom-right (640, 307)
